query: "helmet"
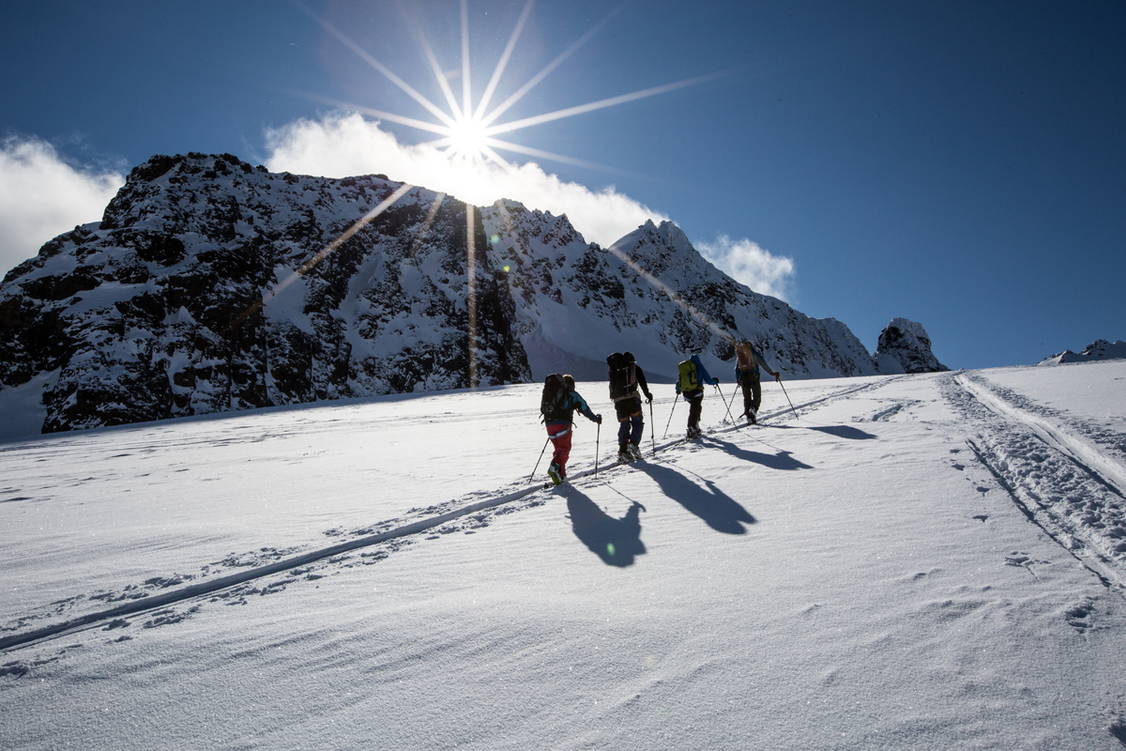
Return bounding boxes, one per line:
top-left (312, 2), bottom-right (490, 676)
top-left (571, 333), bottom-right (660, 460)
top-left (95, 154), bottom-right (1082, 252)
top-left (562, 374), bottom-right (575, 390)
top-left (623, 351), bottom-right (635, 362)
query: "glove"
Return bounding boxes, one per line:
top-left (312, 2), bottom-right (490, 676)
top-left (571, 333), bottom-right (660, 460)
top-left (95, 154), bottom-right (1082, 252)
top-left (645, 393), bottom-right (653, 404)
top-left (595, 414), bottom-right (603, 424)
top-left (773, 371), bottom-right (781, 381)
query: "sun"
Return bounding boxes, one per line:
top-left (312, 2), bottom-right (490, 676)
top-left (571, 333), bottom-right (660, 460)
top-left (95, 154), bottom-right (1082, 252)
top-left (299, 1), bottom-right (718, 174)
top-left (289, 1), bottom-right (721, 387)
top-left (446, 114), bottom-right (489, 160)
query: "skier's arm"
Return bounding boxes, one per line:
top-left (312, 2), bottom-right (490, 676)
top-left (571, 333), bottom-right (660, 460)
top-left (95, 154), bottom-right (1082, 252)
top-left (754, 346), bottom-right (780, 379)
top-left (699, 361), bottom-right (719, 386)
top-left (573, 393), bottom-right (601, 423)
top-left (636, 368), bottom-right (653, 402)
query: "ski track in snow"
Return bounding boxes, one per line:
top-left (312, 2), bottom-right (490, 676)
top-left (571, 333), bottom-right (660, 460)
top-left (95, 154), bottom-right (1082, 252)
top-left (0, 376), bottom-right (903, 654)
top-left (945, 372), bottom-right (1126, 590)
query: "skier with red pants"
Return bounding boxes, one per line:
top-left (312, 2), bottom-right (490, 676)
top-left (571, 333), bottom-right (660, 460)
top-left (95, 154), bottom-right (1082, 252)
top-left (540, 374), bottom-right (602, 485)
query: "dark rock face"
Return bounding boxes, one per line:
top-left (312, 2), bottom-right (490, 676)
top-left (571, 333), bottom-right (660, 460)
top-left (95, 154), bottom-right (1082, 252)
top-left (1, 153), bottom-right (917, 434)
top-left (1, 153), bottom-right (530, 432)
top-left (874, 318), bottom-right (948, 374)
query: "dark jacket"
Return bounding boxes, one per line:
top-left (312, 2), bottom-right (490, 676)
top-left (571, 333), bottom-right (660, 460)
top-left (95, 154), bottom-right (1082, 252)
top-left (544, 389), bottom-right (598, 425)
top-left (609, 358), bottom-right (653, 403)
top-left (734, 341), bottom-right (776, 380)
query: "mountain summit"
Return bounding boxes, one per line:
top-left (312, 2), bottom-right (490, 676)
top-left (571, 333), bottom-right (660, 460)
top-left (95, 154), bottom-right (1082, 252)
top-left (1, 153), bottom-right (941, 433)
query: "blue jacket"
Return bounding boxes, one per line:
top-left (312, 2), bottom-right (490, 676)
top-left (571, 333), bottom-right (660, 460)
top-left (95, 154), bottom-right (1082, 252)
top-left (676, 355), bottom-right (719, 394)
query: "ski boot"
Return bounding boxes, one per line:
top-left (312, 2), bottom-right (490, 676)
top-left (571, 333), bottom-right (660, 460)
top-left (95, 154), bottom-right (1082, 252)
top-left (628, 442), bottom-right (642, 461)
top-left (617, 444), bottom-right (632, 463)
top-left (547, 462), bottom-right (563, 486)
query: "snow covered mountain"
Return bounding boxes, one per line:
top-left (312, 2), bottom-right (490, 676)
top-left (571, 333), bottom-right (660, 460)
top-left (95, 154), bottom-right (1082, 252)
top-left (0, 153), bottom-right (940, 435)
top-left (1039, 338), bottom-right (1126, 366)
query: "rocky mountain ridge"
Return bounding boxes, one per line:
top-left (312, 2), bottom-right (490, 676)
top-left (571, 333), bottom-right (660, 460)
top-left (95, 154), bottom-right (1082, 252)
top-left (0, 153), bottom-right (945, 433)
top-left (1038, 339), bottom-right (1126, 366)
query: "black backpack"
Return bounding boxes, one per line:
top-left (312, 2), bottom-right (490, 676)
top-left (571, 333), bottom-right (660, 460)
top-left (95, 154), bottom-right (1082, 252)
top-left (607, 352), bottom-right (637, 400)
top-left (540, 373), bottom-right (569, 422)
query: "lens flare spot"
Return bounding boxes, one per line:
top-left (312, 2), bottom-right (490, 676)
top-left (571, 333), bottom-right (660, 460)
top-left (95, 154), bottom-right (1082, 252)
top-left (502, 264), bottom-right (510, 273)
top-left (606, 542), bottom-right (616, 557)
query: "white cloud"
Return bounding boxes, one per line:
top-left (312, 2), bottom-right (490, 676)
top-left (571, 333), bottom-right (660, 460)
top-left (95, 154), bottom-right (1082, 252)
top-left (695, 235), bottom-right (796, 301)
top-left (263, 112), bottom-right (667, 247)
top-left (0, 137), bottom-right (124, 275)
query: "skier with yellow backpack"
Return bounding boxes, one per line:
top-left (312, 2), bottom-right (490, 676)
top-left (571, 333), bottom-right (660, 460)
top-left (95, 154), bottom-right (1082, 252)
top-left (674, 355), bottom-right (719, 439)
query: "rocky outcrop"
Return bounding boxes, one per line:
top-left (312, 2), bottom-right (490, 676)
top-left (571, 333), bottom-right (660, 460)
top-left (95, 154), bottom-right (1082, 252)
top-left (1039, 339), bottom-right (1126, 366)
top-left (873, 318), bottom-right (947, 374)
top-left (1, 153), bottom-right (528, 432)
top-left (0, 152), bottom-right (931, 434)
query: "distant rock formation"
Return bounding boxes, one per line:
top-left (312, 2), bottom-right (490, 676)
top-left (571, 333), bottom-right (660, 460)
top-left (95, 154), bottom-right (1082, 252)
top-left (0, 152), bottom-right (940, 433)
top-left (874, 318), bottom-right (948, 374)
top-left (1038, 339), bottom-right (1126, 366)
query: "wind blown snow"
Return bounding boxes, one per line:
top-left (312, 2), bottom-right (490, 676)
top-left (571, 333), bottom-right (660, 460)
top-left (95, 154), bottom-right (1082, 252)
top-left (1, 363), bottom-right (1124, 749)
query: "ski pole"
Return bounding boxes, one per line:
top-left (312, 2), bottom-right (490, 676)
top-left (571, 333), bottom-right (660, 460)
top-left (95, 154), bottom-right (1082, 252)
top-left (530, 436), bottom-right (550, 480)
top-left (715, 384), bottom-right (735, 424)
top-left (648, 399), bottom-right (656, 454)
top-left (777, 377), bottom-right (798, 419)
top-left (594, 422), bottom-right (601, 476)
top-left (663, 394), bottom-right (678, 438)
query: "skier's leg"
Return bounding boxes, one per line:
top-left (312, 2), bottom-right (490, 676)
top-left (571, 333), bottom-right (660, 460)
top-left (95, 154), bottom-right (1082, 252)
top-left (739, 373), bottom-right (754, 416)
top-left (615, 401), bottom-right (631, 450)
top-left (750, 373), bottom-right (763, 414)
top-left (688, 392), bottom-right (703, 430)
top-left (556, 430), bottom-right (573, 478)
top-left (546, 423), bottom-right (571, 483)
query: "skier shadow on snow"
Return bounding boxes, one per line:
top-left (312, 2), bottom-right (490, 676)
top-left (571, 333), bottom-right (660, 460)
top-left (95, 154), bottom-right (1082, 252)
top-left (563, 486), bottom-right (647, 567)
top-left (772, 425), bottom-right (877, 440)
top-left (703, 436), bottom-right (814, 472)
top-left (631, 461), bottom-right (757, 535)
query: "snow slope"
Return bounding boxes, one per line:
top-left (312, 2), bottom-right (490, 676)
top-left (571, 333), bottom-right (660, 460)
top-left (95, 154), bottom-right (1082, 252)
top-left (2, 363), bottom-right (1125, 749)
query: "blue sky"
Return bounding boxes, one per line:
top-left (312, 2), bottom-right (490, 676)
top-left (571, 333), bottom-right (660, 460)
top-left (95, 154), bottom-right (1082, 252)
top-left (2, 0), bottom-right (1124, 369)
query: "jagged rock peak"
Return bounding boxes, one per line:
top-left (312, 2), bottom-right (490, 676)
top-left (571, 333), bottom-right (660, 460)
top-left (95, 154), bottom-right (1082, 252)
top-left (874, 318), bottom-right (947, 374)
top-left (1038, 338), bottom-right (1126, 366)
top-left (126, 152), bottom-right (262, 183)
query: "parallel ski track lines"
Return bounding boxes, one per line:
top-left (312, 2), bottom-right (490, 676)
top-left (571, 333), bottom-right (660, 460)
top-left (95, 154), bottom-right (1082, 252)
top-left (958, 374), bottom-right (1126, 495)
top-left (0, 376), bottom-right (899, 654)
top-left (951, 373), bottom-right (1126, 591)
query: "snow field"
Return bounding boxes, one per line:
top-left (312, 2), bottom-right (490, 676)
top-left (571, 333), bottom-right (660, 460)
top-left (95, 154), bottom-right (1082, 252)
top-left (2, 364), bottom-right (1125, 749)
